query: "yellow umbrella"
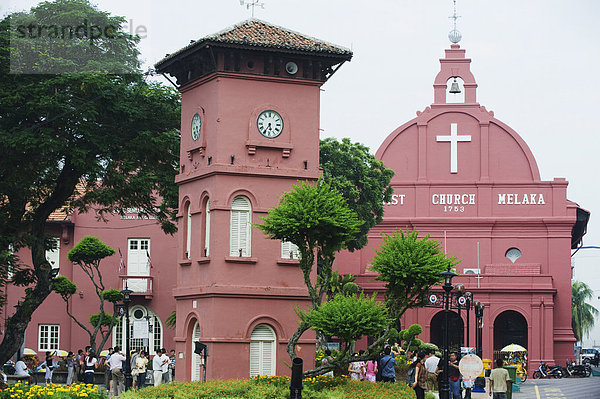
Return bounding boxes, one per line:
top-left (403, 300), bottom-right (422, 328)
top-left (54, 350), bottom-right (69, 357)
top-left (23, 348), bottom-right (37, 356)
top-left (500, 344), bottom-right (527, 352)
top-left (99, 350), bottom-right (109, 357)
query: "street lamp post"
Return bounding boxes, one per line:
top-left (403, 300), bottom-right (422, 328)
top-left (439, 266), bottom-right (458, 399)
top-left (474, 300), bottom-right (485, 359)
top-left (121, 287), bottom-right (133, 391)
top-left (464, 292), bottom-right (472, 348)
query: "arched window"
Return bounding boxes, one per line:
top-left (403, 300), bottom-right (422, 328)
top-left (281, 240), bottom-right (300, 259)
top-left (230, 196), bottom-right (251, 257)
top-left (250, 324), bottom-right (276, 377)
top-left (191, 322), bottom-right (202, 381)
top-left (204, 199), bottom-right (211, 257)
top-left (505, 248), bottom-right (522, 263)
top-left (113, 306), bottom-right (163, 355)
top-left (185, 202), bottom-right (192, 259)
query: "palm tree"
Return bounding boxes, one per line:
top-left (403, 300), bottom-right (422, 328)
top-left (572, 280), bottom-right (599, 344)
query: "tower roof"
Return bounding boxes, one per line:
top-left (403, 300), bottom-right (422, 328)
top-left (156, 19), bottom-right (352, 67)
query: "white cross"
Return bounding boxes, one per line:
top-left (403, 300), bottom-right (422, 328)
top-left (436, 123), bottom-right (471, 173)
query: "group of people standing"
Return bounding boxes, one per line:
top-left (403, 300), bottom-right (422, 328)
top-left (409, 350), bottom-right (460, 399)
top-left (103, 346), bottom-right (176, 395)
top-left (409, 351), bottom-right (511, 399)
top-left (10, 346), bottom-right (176, 396)
top-left (345, 346), bottom-right (399, 383)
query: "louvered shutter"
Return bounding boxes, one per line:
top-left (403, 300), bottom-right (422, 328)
top-left (249, 341), bottom-right (261, 377)
top-left (186, 205), bottom-right (192, 259)
top-left (230, 196), bottom-right (251, 256)
top-left (281, 241), bottom-right (300, 259)
top-left (204, 199), bottom-right (210, 256)
top-left (249, 324), bottom-right (275, 377)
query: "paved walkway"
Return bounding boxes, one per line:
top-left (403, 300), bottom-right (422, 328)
top-left (428, 374), bottom-right (600, 399)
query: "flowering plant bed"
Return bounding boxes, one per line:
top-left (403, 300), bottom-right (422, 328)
top-left (0, 383), bottom-right (107, 399)
top-left (120, 377), bottom-right (419, 399)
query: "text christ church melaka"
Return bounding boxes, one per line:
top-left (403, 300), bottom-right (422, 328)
top-left (15, 19), bottom-right (588, 381)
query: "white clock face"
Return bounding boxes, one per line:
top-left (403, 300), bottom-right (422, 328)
top-left (191, 113), bottom-right (201, 141)
top-left (257, 110), bottom-right (283, 138)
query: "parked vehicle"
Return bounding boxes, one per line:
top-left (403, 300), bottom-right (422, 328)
top-left (581, 348), bottom-right (600, 367)
top-left (533, 361), bottom-right (563, 379)
top-left (515, 363), bottom-right (527, 384)
top-left (564, 360), bottom-right (591, 377)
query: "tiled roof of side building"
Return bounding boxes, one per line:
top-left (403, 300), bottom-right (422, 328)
top-left (156, 18), bottom-right (352, 66)
top-left (47, 181), bottom-right (88, 221)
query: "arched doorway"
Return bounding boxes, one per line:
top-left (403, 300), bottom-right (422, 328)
top-left (430, 311), bottom-right (464, 352)
top-left (494, 310), bottom-right (528, 351)
top-left (190, 322), bottom-right (202, 381)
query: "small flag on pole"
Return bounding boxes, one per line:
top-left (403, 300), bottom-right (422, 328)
top-left (146, 250), bottom-right (153, 269)
top-left (118, 248), bottom-right (125, 273)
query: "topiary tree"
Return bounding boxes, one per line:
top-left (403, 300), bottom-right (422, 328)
top-left (299, 292), bottom-right (389, 377)
top-left (53, 235), bottom-right (123, 352)
top-left (257, 179), bottom-right (363, 361)
top-left (371, 228), bottom-right (460, 323)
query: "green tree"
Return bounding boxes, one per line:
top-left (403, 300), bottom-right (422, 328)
top-left (320, 138), bottom-right (394, 251)
top-left (571, 280), bottom-right (599, 344)
top-left (370, 228), bottom-right (460, 322)
top-left (53, 236), bottom-right (124, 352)
top-left (0, 0), bottom-right (180, 364)
top-left (257, 180), bottom-right (362, 360)
top-left (299, 292), bottom-right (389, 377)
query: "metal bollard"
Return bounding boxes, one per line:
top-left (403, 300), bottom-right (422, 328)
top-left (290, 357), bottom-right (303, 399)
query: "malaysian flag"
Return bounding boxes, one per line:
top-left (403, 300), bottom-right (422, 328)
top-left (118, 248), bottom-right (125, 273)
top-left (146, 250), bottom-right (153, 269)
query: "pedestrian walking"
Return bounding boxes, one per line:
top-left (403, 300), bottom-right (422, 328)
top-left (488, 359), bottom-right (511, 399)
top-left (411, 352), bottom-right (428, 399)
top-left (134, 351), bottom-right (148, 389)
top-left (379, 346), bottom-right (397, 383)
top-left (448, 352), bottom-right (462, 399)
top-left (152, 349), bottom-right (164, 386)
top-left (109, 346), bottom-right (126, 396)
top-left (66, 352), bottom-right (75, 385)
top-left (169, 350), bottom-right (176, 381)
top-left (160, 348), bottom-right (170, 383)
top-left (84, 349), bottom-right (98, 385)
top-left (424, 350), bottom-right (440, 392)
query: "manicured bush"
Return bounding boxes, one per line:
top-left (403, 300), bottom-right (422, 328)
top-left (119, 378), bottom-right (418, 399)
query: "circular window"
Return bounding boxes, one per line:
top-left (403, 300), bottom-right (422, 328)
top-left (505, 248), bottom-right (522, 263)
top-left (133, 308), bottom-right (145, 320)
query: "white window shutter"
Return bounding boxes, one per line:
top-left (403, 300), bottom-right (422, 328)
top-left (250, 324), bottom-right (275, 377)
top-left (45, 237), bottom-right (60, 273)
top-left (186, 205), bottom-right (192, 259)
top-left (230, 196), bottom-right (251, 257)
top-left (249, 341), bottom-right (261, 377)
top-left (204, 199), bottom-right (210, 257)
top-left (281, 241), bottom-right (300, 259)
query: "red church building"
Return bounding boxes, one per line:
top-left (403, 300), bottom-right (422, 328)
top-left (5, 19), bottom-right (588, 381)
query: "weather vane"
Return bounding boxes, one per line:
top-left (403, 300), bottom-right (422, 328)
top-left (448, 0), bottom-right (462, 44)
top-left (240, 0), bottom-right (265, 18)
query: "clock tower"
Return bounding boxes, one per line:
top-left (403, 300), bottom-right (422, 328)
top-left (155, 19), bottom-right (351, 380)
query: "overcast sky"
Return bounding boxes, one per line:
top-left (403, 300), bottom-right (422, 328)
top-left (4, 0), bottom-right (600, 345)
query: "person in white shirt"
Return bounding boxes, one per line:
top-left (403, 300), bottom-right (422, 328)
top-left (152, 349), bottom-right (164, 386)
top-left (160, 348), bottom-right (170, 383)
top-left (424, 350), bottom-right (440, 392)
top-left (108, 346), bottom-right (126, 396)
top-left (14, 358), bottom-right (33, 384)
